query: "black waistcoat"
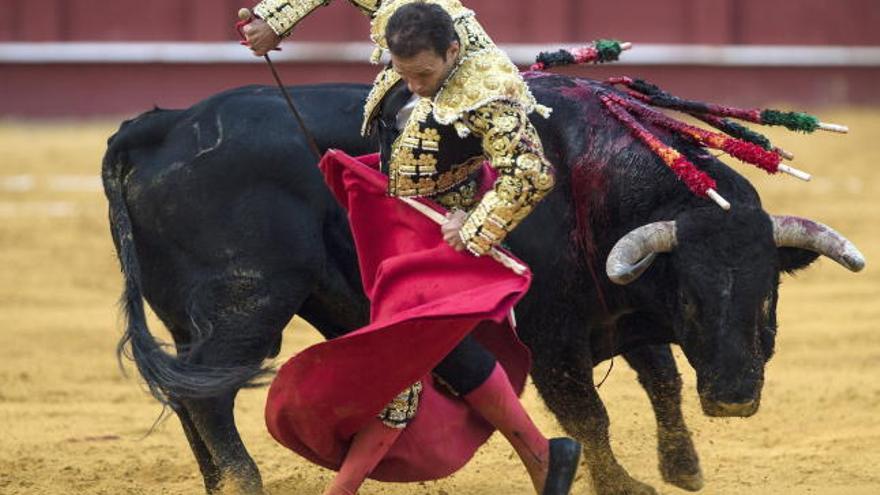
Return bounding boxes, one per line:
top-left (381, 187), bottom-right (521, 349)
top-left (376, 81), bottom-right (484, 198)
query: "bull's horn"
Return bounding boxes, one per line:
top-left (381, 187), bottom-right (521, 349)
top-left (772, 215), bottom-right (866, 272)
top-left (606, 221), bottom-right (678, 285)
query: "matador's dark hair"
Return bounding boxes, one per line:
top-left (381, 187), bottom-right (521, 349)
top-left (385, 2), bottom-right (459, 59)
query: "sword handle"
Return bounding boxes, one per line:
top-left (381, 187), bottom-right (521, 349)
top-left (236, 7), bottom-right (281, 50)
top-left (236, 8), bottom-right (254, 45)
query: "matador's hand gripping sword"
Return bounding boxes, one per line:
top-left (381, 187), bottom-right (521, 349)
top-left (237, 8), bottom-right (323, 160)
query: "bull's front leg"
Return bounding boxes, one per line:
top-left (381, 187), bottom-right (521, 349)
top-left (623, 344), bottom-right (703, 491)
top-left (530, 343), bottom-right (657, 495)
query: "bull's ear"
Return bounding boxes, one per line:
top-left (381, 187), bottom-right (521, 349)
top-left (778, 247), bottom-right (820, 274)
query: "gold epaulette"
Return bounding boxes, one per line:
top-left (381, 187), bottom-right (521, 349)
top-left (253, 0), bottom-right (329, 37)
top-left (432, 48), bottom-right (550, 127)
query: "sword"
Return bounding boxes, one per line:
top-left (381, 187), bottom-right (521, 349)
top-left (237, 8), bottom-right (323, 160)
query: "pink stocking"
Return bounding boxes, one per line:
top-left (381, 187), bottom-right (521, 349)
top-left (322, 418), bottom-right (403, 495)
top-left (464, 363), bottom-right (550, 493)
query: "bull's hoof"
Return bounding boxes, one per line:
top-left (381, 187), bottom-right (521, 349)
top-left (213, 471), bottom-right (265, 495)
top-left (662, 469), bottom-right (704, 492)
top-left (699, 396), bottom-right (759, 417)
top-left (590, 463), bottom-right (658, 495)
top-left (658, 429), bottom-right (703, 492)
top-left (593, 477), bottom-right (658, 495)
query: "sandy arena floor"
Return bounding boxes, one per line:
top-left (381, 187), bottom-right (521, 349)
top-left (1, 108), bottom-right (878, 495)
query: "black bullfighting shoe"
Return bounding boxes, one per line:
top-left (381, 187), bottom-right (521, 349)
top-left (542, 437), bottom-right (582, 495)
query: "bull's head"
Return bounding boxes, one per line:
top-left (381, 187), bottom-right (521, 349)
top-left (605, 208), bottom-right (865, 417)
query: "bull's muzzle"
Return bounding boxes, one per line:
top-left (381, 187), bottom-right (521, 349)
top-left (697, 371), bottom-right (764, 418)
top-left (699, 396), bottom-right (760, 418)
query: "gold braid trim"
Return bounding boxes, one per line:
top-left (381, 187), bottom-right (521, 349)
top-left (377, 381), bottom-right (423, 429)
top-left (391, 156), bottom-right (484, 197)
top-left (253, 0), bottom-right (329, 37)
top-left (361, 67), bottom-right (402, 136)
top-left (350, 0), bottom-right (382, 15)
top-left (434, 176), bottom-right (480, 210)
top-left (458, 101), bottom-right (555, 256)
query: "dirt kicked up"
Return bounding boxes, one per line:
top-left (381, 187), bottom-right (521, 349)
top-left (1, 110), bottom-right (878, 495)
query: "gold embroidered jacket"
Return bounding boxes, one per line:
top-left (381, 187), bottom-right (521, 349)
top-left (382, 93), bottom-right (554, 255)
top-left (252, 0), bottom-right (555, 255)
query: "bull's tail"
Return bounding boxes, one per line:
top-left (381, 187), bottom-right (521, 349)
top-left (102, 110), bottom-right (269, 405)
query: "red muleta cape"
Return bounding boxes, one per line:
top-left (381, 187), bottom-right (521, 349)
top-left (265, 151), bottom-right (532, 482)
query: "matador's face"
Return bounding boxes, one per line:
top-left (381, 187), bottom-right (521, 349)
top-left (390, 41), bottom-right (460, 98)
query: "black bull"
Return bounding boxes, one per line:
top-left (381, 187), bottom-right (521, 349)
top-left (102, 74), bottom-right (864, 495)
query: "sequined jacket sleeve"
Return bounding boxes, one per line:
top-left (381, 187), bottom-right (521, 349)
top-left (253, 0), bottom-right (378, 37)
top-left (458, 101), bottom-right (555, 256)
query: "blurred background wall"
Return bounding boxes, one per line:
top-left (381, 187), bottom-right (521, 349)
top-left (1, 0), bottom-right (879, 117)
